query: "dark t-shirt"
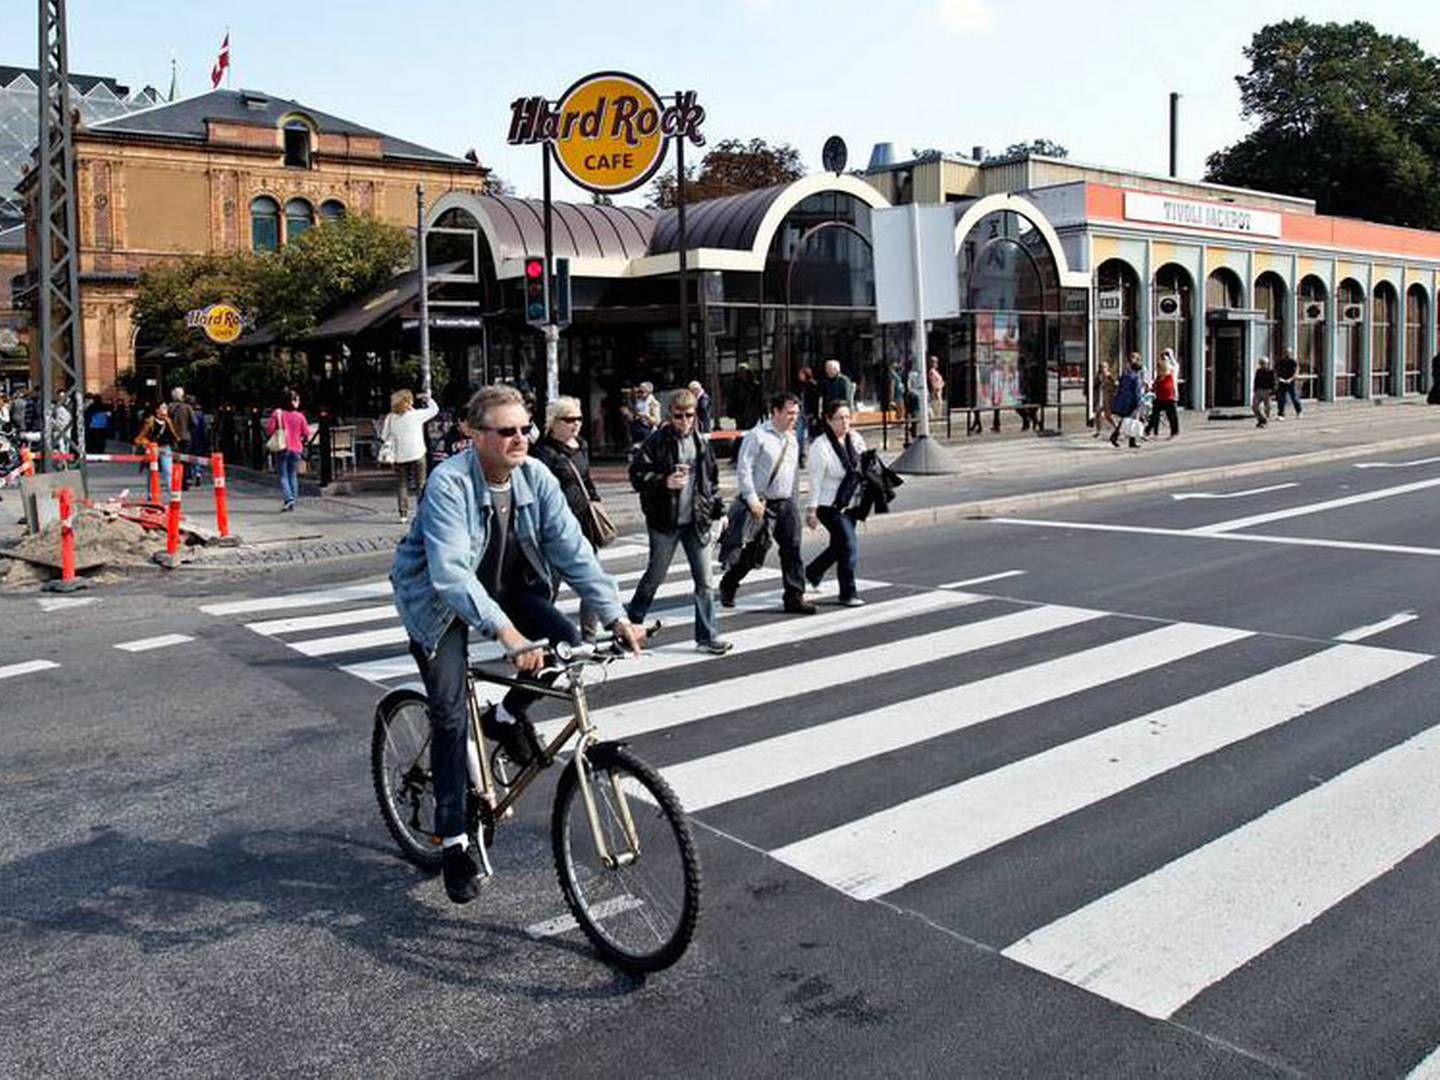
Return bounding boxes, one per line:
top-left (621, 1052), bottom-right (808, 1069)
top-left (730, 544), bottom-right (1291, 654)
top-left (477, 483), bottom-right (524, 598)
top-left (1275, 357), bottom-right (1298, 382)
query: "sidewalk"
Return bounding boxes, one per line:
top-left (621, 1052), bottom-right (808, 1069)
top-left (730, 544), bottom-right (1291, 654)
top-left (6, 399), bottom-right (1436, 571)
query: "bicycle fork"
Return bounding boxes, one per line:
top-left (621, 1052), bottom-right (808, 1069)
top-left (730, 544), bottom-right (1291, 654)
top-left (571, 686), bottom-right (642, 869)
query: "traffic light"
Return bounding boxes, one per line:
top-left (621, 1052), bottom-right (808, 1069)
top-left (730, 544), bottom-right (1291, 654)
top-left (524, 255), bottom-right (549, 326)
top-left (552, 257), bottom-right (572, 328)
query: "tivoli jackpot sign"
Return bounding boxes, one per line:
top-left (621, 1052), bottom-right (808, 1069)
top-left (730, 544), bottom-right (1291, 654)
top-left (507, 71), bottom-right (706, 195)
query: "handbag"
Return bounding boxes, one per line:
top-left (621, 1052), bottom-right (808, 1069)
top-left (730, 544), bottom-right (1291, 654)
top-left (377, 416), bottom-right (396, 465)
top-left (1119, 416), bottom-right (1145, 439)
top-left (265, 410), bottom-right (288, 453)
top-left (561, 455), bottom-right (617, 548)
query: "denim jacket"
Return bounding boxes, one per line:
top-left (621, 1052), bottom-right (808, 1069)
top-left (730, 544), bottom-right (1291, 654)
top-left (390, 449), bottom-right (623, 656)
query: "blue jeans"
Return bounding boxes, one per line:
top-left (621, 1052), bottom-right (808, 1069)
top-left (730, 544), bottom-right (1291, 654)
top-left (627, 523), bottom-right (719, 644)
top-left (808, 506), bottom-right (859, 600)
top-left (277, 449), bottom-right (301, 504)
top-left (407, 584), bottom-right (581, 839)
top-left (1277, 383), bottom-right (1302, 416)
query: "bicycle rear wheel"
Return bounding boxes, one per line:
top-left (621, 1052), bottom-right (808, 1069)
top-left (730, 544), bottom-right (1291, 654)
top-left (551, 744), bottom-right (701, 973)
top-left (371, 691), bottom-right (444, 870)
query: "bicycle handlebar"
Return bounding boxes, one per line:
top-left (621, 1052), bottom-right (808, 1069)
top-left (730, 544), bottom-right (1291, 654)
top-left (500, 621), bottom-right (664, 667)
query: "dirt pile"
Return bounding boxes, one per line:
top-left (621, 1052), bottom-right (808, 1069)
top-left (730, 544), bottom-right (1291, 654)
top-left (0, 507), bottom-right (167, 582)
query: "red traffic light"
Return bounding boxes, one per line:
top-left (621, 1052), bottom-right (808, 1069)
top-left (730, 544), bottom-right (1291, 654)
top-left (525, 257), bottom-right (544, 279)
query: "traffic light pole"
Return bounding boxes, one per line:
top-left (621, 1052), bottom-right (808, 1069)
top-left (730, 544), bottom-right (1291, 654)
top-left (416, 183), bottom-right (431, 400)
top-left (675, 122), bottom-right (690, 379)
top-left (541, 143), bottom-right (558, 407)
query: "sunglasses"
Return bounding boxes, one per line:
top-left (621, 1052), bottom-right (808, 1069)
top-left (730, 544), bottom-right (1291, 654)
top-left (671, 410), bottom-right (696, 419)
top-left (556, 415), bottom-right (583, 423)
top-left (479, 425), bottom-right (527, 439)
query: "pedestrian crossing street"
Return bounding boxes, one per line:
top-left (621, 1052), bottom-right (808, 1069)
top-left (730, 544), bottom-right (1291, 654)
top-left (200, 542), bottom-right (1440, 1036)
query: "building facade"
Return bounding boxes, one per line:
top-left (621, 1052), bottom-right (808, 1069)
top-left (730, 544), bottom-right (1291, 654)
top-left (14, 86), bottom-right (484, 396)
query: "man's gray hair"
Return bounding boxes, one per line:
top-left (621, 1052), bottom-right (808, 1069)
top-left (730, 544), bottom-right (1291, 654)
top-left (465, 384), bottom-right (525, 429)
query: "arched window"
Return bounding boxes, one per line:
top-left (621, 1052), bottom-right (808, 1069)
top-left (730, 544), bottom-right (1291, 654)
top-left (1372, 282), bottom-right (1397, 396)
top-left (319, 199), bottom-right (346, 222)
top-left (1206, 267), bottom-right (1243, 311)
top-left (1336, 278), bottom-right (1365, 398)
top-left (1296, 275), bottom-right (1327, 399)
top-left (250, 196), bottom-right (280, 253)
top-left (283, 120), bottom-right (312, 168)
top-left (1405, 285), bottom-right (1427, 394)
top-left (1154, 263), bottom-right (1194, 407)
top-left (1205, 268), bottom-right (1246, 407)
top-left (285, 198), bottom-right (314, 243)
top-left (1094, 258), bottom-right (1139, 377)
top-left (1254, 272), bottom-right (1287, 375)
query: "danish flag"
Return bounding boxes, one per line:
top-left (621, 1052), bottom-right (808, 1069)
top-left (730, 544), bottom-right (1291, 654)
top-left (210, 32), bottom-right (230, 90)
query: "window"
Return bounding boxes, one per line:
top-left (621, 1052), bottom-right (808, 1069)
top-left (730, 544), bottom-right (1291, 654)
top-left (1154, 263), bottom-right (1194, 407)
top-left (1372, 282), bottom-right (1397, 396)
top-left (319, 199), bottom-right (345, 222)
top-left (250, 196), bottom-right (280, 253)
top-left (285, 198), bottom-right (314, 242)
top-left (283, 121), bottom-right (311, 168)
top-left (1296, 275), bottom-right (1326, 399)
top-left (1405, 286), bottom-right (1427, 394)
top-left (1094, 259), bottom-right (1139, 378)
top-left (1336, 279), bottom-right (1365, 398)
top-left (1254, 273), bottom-right (1287, 373)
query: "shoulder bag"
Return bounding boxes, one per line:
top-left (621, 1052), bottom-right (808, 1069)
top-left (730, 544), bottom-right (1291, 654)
top-left (377, 415), bottom-right (396, 465)
top-left (265, 410), bottom-right (289, 454)
top-left (561, 455), bottom-right (617, 548)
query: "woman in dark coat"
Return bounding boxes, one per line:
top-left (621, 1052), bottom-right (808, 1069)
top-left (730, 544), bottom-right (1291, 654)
top-left (1109, 355), bottom-right (1144, 449)
top-left (532, 395), bottom-right (604, 634)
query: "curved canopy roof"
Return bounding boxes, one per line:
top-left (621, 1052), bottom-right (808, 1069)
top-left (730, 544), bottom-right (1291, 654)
top-left (431, 192), bottom-right (656, 266)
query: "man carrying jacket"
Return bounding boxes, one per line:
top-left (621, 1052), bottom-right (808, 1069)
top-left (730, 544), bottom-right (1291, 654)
top-left (627, 388), bottom-right (732, 655)
top-left (391, 384), bottom-right (645, 905)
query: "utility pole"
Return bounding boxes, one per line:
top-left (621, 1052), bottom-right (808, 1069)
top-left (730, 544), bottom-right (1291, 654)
top-left (541, 143), bottom-right (558, 407)
top-left (675, 113), bottom-right (690, 379)
top-left (1169, 92), bottom-right (1180, 178)
top-left (416, 183), bottom-right (431, 399)
top-left (37, 0), bottom-right (85, 479)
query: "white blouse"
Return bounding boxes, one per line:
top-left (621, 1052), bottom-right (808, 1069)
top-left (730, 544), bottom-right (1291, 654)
top-left (381, 401), bottom-right (438, 464)
top-left (806, 428), bottom-right (866, 511)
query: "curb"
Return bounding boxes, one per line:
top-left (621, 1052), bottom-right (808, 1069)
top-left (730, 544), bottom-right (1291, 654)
top-left (853, 430), bottom-right (1440, 534)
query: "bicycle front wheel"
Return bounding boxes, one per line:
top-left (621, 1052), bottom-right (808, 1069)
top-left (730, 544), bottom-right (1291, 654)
top-left (371, 691), bottom-right (444, 871)
top-left (551, 744), bottom-right (701, 973)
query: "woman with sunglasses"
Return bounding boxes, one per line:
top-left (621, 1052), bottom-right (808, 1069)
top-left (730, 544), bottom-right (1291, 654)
top-left (534, 397), bottom-right (605, 635)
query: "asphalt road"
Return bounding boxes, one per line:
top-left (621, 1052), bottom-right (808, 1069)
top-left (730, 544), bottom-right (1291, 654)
top-left (4, 447), bottom-right (1440, 1078)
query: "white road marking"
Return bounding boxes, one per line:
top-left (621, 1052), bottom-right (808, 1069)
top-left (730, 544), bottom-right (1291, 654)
top-left (114, 634), bottom-right (195, 652)
top-left (341, 589), bottom-right (968, 685)
top-left (990, 517), bottom-right (1440, 558)
top-left (937, 570), bottom-right (1026, 589)
top-left (1170, 483), bottom-right (1297, 501)
top-left (525, 896), bottom-right (644, 938)
top-left (0, 660), bottom-right (59, 680)
top-left (1336, 611), bottom-right (1419, 642)
top-left (201, 581), bottom-right (394, 616)
top-left (1354, 457), bottom-right (1440, 470)
top-left (1408, 1043), bottom-right (1440, 1078)
top-left (1003, 710), bottom-right (1440, 1020)
top-left (775, 642), bottom-right (1427, 902)
top-left (37, 596), bottom-right (97, 612)
top-left (539, 603), bottom-right (1105, 743)
top-left (662, 621), bottom-right (1249, 813)
top-left (1191, 475), bottom-right (1440, 535)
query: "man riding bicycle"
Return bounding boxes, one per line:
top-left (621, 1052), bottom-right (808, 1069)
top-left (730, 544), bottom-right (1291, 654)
top-left (391, 384), bottom-right (645, 904)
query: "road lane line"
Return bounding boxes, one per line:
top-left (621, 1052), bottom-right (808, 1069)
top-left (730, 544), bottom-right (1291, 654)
top-left (937, 570), bottom-right (1026, 589)
top-left (37, 596), bottom-right (96, 612)
top-left (989, 517), bottom-right (1440, 558)
top-left (0, 660), bottom-right (59, 680)
top-left (1191, 476), bottom-right (1440, 535)
top-left (340, 589), bottom-right (968, 685)
top-left (1002, 706), bottom-right (1440, 1020)
top-left (525, 896), bottom-right (644, 938)
top-left (1408, 1043), bottom-right (1440, 1078)
top-left (201, 581), bottom-right (393, 616)
top-left (1170, 483), bottom-right (1296, 501)
top-left (1336, 612), bottom-right (1419, 642)
top-left (114, 634), bottom-right (195, 652)
top-left (775, 642), bottom-right (1427, 903)
top-left (1354, 457), bottom-right (1440, 470)
top-left (538, 602), bottom-right (1105, 743)
top-left (662, 621), bottom-right (1249, 814)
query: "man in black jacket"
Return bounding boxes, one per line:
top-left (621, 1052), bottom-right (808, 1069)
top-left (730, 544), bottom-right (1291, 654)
top-left (627, 389), bottom-right (732, 655)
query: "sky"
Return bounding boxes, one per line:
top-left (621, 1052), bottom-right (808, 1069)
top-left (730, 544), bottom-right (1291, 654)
top-left (5, 0), bottom-right (1440, 205)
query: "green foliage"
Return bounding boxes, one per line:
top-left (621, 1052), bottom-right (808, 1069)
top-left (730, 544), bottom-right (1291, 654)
top-left (995, 139), bottom-right (1069, 160)
top-left (647, 138), bottom-right (805, 209)
top-left (1205, 19), bottom-right (1440, 229)
top-left (390, 353), bottom-right (451, 397)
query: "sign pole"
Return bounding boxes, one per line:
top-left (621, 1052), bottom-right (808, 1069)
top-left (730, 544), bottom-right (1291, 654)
top-left (542, 143), bottom-right (558, 407)
top-left (416, 183), bottom-right (431, 400)
top-left (676, 117), bottom-right (690, 380)
top-left (911, 202), bottom-right (930, 439)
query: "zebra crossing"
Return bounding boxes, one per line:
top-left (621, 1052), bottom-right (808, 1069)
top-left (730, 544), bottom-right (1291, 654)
top-left (200, 549), bottom-right (1440, 1036)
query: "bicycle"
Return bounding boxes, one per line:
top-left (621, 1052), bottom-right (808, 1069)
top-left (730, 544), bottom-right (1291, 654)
top-left (370, 626), bottom-right (701, 973)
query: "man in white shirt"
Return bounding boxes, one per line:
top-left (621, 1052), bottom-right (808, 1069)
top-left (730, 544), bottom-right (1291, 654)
top-left (719, 391), bottom-right (815, 615)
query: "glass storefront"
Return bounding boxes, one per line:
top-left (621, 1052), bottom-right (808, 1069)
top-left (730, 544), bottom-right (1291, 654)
top-left (1296, 275), bottom-right (1326, 399)
top-left (1336, 279), bottom-right (1365, 398)
top-left (1404, 285), bottom-right (1427, 394)
top-left (1154, 263), bottom-right (1194, 408)
top-left (1372, 283), bottom-right (1397, 397)
top-left (1095, 259), bottom-right (1139, 379)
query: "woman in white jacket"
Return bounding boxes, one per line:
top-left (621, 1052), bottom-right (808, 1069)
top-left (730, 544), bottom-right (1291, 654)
top-left (804, 399), bottom-right (866, 607)
top-left (380, 389), bottom-right (438, 522)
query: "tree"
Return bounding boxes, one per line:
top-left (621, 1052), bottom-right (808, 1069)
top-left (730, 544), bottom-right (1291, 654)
top-left (647, 137), bottom-right (805, 209)
top-left (995, 139), bottom-right (1069, 160)
top-left (1205, 19), bottom-right (1440, 229)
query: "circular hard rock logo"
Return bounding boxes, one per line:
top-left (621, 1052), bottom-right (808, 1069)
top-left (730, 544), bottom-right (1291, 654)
top-left (186, 303), bottom-right (245, 344)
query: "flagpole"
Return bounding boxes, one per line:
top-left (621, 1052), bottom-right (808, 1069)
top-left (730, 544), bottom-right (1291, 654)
top-left (225, 27), bottom-right (231, 89)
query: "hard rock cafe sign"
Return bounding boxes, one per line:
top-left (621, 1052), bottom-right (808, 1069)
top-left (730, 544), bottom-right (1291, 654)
top-left (507, 71), bottom-right (706, 194)
top-left (185, 302), bottom-right (246, 344)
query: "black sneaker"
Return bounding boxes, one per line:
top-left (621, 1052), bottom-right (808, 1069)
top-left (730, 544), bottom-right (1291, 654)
top-left (480, 706), bottom-right (543, 770)
top-left (719, 582), bottom-right (737, 608)
top-left (784, 597), bottom-right (818, 615)
top-left (442, 843), bottom-right (481, 904)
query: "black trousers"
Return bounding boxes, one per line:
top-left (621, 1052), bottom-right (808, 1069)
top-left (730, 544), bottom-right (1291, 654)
top-left (1147, 401), bottom-right (1179, 437)
top-left (720, 497), bottom-right (806, 601)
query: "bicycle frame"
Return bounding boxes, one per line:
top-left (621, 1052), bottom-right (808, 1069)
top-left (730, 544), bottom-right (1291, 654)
top-left (464, 663), bottom-right (642, 873)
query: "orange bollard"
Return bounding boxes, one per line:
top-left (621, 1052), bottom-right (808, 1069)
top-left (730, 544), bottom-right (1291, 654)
top-left (19, 445), bottom-right (34, 476)
top-left (165, 461), bottom-right (183, 558)
top-left (211, 453), bottom-right (231, 538)
top-left (57, 488), bottom-right (76, 582)
top-left (147, 443), bottom-right (161, 504)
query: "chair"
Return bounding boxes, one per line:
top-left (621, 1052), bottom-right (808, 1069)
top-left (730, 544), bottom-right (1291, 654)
top-left (330, 425), bottom-right (356, 476)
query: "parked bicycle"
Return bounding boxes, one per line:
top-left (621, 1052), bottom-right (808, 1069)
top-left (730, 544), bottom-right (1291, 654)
top-left (370, 624), bottom-right (701, 973)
